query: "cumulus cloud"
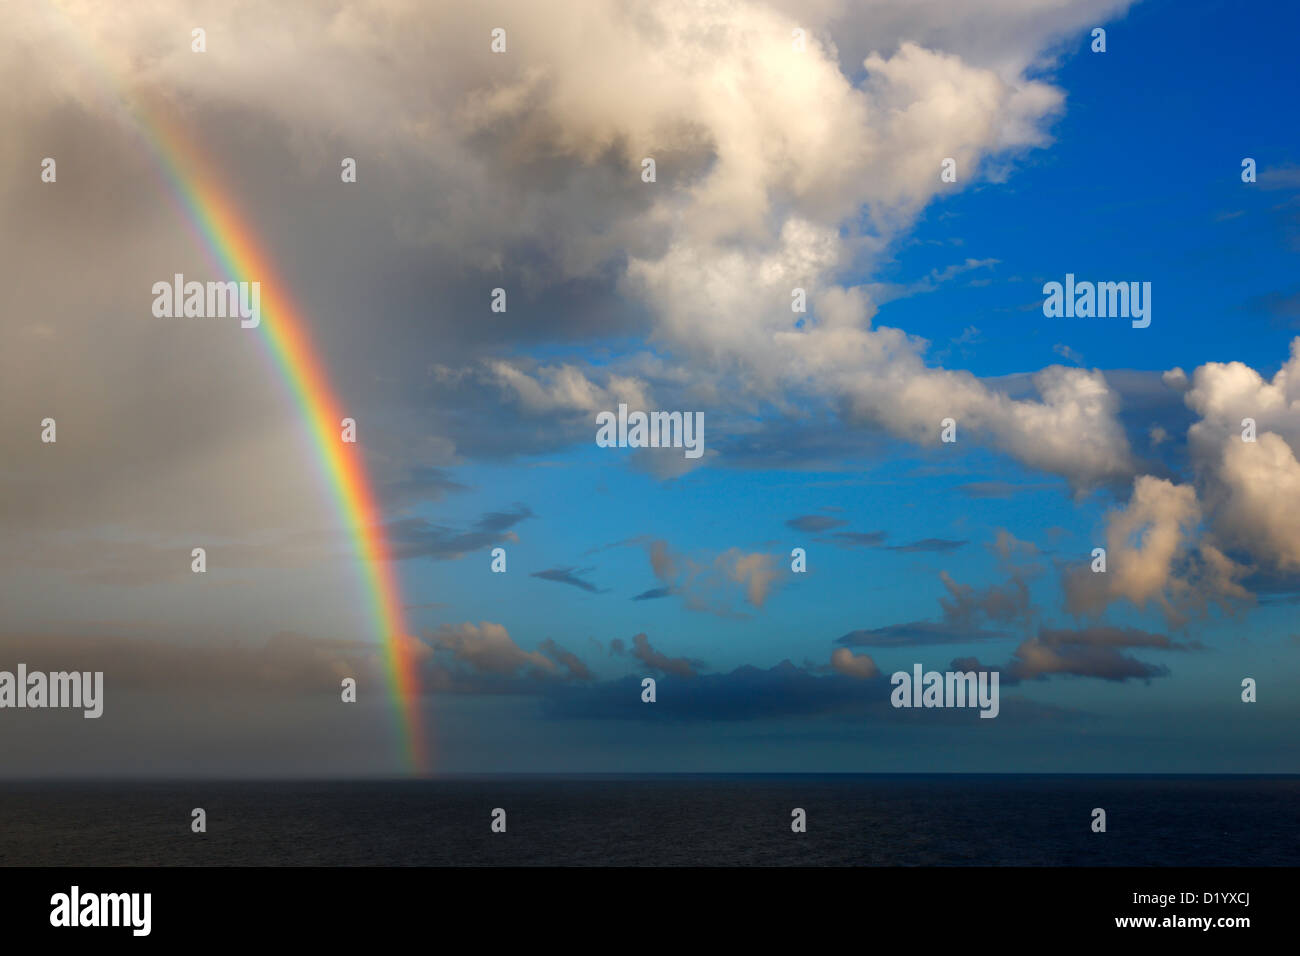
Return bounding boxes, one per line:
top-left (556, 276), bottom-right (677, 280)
top-left (1062, 475), bottom-right (1250, 626)
top-left (830, 647), bottom-right (879, 679)
top-left (0, 0), bottom-right (1143, 596)
top-left (637, 539), bottom-right (787, 615)
top-left (487, 361), bottom-right (650, 416)
top-left (1052, 339), bottom-right (1300, 618)
top-left (0, 0), bottom-right (1162, 708)
top-left (619, 238), bottom-right (1136, 489)
top-left (1182, 337), bottom-right (1300, 573)
top-left (718, 548), bottom-right (783, 607)
top-left (428, 621), bottom-right (556, 677)
top-left (766, 0), bottom-right (1136, 81)
top-left (1207, 433), bottom-right (1300, 570)
top-left (201, 0), bottom-right (1133, 488)
top-left (1065, 476), bottom-right (1199, 613)
top-left (991, 529), bottom-right (1039, 562)
top-left (1051, 339), bottom-right (1300, 620)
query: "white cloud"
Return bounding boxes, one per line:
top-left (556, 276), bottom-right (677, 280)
top-left (430, 621), bottom-right (555, 676)
top-left (0, 0), bottom-right (1147, 635)
top-left (487, 361), bottom-right (650, 414)
top-left (1063, 475), bottom-right (1250, 625)
top-left (831, 647), bottom-right (879, 679)
top-left (1184, 338), bottom-right (1300, 572)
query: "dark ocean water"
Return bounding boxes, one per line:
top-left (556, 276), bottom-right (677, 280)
top-left (1, 775), bottom-right (1295, 866)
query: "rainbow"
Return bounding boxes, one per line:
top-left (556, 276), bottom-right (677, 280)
top-left (140, 116), bottom-right (431, 774)
top-left (39, 4), bottom-right (430, 773)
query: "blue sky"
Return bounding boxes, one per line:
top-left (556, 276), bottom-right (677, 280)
top-left (385, 0), bottom-right (1300, 771)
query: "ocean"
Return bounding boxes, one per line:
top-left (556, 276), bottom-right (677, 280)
top-left (1, 775), bottom-right (1296, 866)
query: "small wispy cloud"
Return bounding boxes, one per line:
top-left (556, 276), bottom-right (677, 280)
top-left (531, 567), bottom-right (601, 593)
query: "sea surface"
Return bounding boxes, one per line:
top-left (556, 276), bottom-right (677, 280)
top-left (1, 775), bottom-right (1295, 866)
